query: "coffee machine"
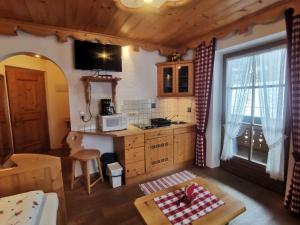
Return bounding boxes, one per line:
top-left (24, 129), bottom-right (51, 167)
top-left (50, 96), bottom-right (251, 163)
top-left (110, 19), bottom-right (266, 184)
top-left (100, 99), bottom-right (115, 115)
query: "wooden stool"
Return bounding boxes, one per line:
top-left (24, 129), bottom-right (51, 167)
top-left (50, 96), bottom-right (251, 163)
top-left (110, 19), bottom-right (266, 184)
top-left (70, 150), bottom-right (104, 195)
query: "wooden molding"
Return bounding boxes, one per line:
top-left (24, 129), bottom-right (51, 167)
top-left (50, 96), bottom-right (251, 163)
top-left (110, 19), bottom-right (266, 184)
top-left (0, 18), bottom-right (177, 56)
top-left (0, 1), bottom-right (299, 54)
top-left (186, 0), bottom-right (300, 48)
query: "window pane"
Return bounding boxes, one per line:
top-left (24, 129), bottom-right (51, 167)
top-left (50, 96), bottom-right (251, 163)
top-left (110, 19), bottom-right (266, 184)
top-left (227, 88), bottom-right (252, 123)
top-left (254, 87), bottom-right (285, 125)
top-left (226, 56), bottom-right (252, 88)
top-left (251, 126), bottom-right (269, 164)
top-left (235, 124), bottom-right (252, 160)
top-left (254, 47), bottom-right (286, 86)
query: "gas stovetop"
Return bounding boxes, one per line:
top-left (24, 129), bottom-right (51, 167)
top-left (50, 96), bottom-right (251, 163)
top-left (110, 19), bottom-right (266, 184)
top-left (133, 123), bottom-right (158, 130)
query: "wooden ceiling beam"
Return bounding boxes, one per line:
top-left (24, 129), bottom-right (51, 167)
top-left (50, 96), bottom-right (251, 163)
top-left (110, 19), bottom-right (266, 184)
top-left (0, 18), bottom-right (176, 56)
top-left (184, 0), bottom-right (300, 49)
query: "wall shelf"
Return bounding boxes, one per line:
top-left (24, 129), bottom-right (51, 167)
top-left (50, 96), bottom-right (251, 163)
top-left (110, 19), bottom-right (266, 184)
top-left (80, 76), bottom-right (122, 105)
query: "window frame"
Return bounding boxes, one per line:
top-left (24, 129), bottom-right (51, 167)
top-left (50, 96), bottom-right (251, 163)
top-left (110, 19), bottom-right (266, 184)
top-left (221, 39), bottom-right (291, 190)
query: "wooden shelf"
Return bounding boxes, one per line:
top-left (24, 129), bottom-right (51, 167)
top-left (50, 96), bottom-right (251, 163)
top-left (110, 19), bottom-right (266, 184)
top-left (80, 76), bottom-right (122, 83)
top-left (80, 76), bottom-right (122, 105)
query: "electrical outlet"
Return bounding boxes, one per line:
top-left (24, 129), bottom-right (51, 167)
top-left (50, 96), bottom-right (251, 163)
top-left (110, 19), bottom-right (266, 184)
top-left (187, 107), bottom-right (192, 112)
top-left (80, 111), bottom-right (85, 120)
top-left (151, 103), bottom-right (156, 109)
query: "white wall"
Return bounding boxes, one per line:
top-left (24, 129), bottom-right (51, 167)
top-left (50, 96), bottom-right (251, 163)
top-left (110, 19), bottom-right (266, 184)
top-left (0, 32), bottom-right (166, 154)
top-left (206, 18), bottom-right (287, 168)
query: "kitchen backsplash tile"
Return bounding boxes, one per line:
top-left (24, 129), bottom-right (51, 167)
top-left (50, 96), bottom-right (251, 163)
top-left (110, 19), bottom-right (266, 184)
top-left (120, 97), bottom-right (195, 124)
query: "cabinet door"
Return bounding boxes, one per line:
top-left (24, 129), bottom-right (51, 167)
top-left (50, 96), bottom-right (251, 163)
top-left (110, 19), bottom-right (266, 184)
top-left (176, 62), bottom-right (194, 96)
top-left (145, 136), bottom-right (173, 172)
top-left (174, 131), bottom-right (195, 164)
top-left (157, 65), bottom-right (176, 96)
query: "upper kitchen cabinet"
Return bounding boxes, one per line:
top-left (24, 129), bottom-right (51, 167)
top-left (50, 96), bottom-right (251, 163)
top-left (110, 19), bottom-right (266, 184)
top-left (156, 61), bottom-right (194, 97)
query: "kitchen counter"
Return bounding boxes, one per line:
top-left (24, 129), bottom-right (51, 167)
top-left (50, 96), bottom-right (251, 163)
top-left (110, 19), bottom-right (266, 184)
top-left (78, 123), bottom-right (196, 137)
top-left (78, 123), bottom-right (196, 184)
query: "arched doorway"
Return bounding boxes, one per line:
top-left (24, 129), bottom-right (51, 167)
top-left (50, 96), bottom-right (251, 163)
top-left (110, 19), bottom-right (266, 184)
top-left (0, 52), bottom-right (70, 164)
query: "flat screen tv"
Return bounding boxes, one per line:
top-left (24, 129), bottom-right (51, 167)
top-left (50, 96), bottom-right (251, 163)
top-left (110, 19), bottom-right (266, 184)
top-left (74, 40), bottom-right (122, 72)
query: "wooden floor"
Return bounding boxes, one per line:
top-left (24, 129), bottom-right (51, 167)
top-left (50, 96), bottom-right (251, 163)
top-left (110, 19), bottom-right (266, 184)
top-left (64, 166), bottom-right (300, 225)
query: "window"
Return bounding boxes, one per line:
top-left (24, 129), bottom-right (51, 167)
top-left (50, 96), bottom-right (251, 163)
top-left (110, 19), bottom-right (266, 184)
top-left (221, 41), bottom-right (288, 180)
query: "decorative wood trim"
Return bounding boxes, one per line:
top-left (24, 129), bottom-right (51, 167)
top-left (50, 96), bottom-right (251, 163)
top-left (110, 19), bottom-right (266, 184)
top-left (0, 18), bottom-right (176, 56)
top-left (0, 1), bottom-right (299, 54)
top-left (185, 0), bottom-right (300, 49)
top-left (80, 76), bottom-right (121, 105)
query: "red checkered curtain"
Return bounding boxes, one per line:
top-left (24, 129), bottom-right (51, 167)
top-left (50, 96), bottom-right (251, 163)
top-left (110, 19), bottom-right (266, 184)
top-left (194, 38), bottom-right (216, 167)
top-left (285, 8), bottom-right (300, 215)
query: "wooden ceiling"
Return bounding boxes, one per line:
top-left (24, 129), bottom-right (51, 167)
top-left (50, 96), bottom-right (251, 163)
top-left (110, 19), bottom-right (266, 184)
top-left (0, 0), bottom-right (299, 54)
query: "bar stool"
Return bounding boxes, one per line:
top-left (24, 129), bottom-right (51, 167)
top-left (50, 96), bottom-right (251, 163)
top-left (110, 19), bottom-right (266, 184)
top-left (70, 149), bottom-right (104, 195)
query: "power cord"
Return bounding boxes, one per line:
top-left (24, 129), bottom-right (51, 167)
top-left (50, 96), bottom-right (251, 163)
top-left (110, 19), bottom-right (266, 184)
top-left (81, 82), bottom-right (93, 123)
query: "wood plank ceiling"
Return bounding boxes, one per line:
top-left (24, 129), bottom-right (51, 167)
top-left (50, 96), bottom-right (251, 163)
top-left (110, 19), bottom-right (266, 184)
top-left (0, 0), bottom-right (298, 53)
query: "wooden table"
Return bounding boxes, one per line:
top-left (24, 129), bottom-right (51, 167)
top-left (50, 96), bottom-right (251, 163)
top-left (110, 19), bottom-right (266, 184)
top-left (134, 177), bottom-right (246, 225)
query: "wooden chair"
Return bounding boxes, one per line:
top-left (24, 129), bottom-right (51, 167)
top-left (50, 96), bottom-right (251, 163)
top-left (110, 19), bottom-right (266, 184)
top-left (66, 132), bottom-right (104, 195)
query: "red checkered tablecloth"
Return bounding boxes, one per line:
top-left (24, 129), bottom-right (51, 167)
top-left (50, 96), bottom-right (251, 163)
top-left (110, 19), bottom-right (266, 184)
top-left (154, 184), bottom-right (224, 225)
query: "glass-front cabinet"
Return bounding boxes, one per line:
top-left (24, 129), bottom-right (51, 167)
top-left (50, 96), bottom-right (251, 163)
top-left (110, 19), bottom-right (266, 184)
top-left (162, 66), bottom-right (175, 94)
top-left (157, 61), bottom-right (194, 97)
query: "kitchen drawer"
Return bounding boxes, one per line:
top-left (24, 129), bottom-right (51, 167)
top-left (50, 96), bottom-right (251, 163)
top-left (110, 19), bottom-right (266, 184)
top-left (125, 134), bottom-right (144, 149)
top-left (145, 129), bottom-right (173, 139)
top-left (125, 161), bottom-right (145, 178)
top-left (125, 147), bottom-right (144, 163)
top-left (173, 125), bottom-right (195, 135)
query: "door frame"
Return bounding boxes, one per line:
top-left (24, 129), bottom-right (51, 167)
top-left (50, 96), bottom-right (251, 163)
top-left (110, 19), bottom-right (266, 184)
top-left (0, 74), bottom-right (14, 162)
top-left (5, 65), bottom-right (50, 153)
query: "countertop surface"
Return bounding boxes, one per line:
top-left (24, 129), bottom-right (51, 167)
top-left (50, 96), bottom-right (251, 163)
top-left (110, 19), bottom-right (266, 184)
top-left (78, 123), bottom-right (196, 137)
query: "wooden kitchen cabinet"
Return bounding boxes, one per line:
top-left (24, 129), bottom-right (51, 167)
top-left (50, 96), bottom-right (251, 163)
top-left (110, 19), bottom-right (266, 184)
top-left (145, 129), bottom-right (173, 173)
top-left (114, 134), bottom-right (145, 179)
top-left (108, 124), bottom-right (196, 184)
top-left (156, 61), bottom-right (194, 97)
top-left (174, 126), bottom-right (196, 164)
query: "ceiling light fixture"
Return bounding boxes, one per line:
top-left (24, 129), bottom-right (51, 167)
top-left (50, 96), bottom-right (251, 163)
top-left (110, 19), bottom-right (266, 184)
top-left (115, 0), bottom-right (191, 10)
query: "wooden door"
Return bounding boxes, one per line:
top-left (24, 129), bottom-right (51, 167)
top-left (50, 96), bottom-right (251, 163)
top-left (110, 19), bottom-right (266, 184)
top-left (0, 75), bottom-right (13, 163)
top-left (174, 131), bottom-right (195, 164)
top-left (145, 136), bottom-right (173, 172)
top-left (6, 66), bottom-right (50, 153)
top-left (157, 64), bottom-right (176, 97)
top-left (175, 62), bottom-right (194, 96)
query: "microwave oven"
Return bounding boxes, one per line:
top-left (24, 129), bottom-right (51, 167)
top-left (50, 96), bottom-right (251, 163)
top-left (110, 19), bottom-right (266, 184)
top-left (98, 113), bottom-right (128, 132)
